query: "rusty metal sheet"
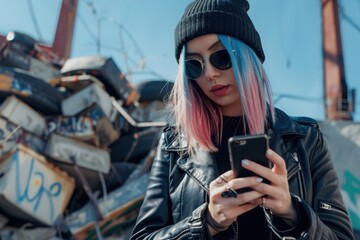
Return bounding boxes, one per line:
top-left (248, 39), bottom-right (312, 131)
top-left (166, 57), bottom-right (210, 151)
top-left (65, 173), bottom-right (149, 240)
top-left (0, 116), bottom-right (45, 156)
top-left (0, 46), bottom-right (61, 84)
top-left (61, 83), bottom-right (114, 118)
top-left (61, 56), bottom-right (139, 105)
top-left (0, 96), bottom-right (46, 136)
top-left (0, 145), bottom-right (75, 226)
top-left (87, 104), bottom-right (119, 147)
top-left (0, 73), bottom-right (13, 91)
top-left (44, 133), bottom-right (111, 174)
top-left (28, 56), bottom-right (62, 84)
top-left (0, 226), bottom-right (57, 239)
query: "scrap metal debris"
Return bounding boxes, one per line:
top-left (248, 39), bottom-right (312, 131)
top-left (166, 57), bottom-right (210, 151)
top-left (0, 36), bottom-right (171, 239)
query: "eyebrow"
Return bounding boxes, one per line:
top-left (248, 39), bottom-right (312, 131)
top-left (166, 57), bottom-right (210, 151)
top-left (186, 40), bottom-right (222, 58)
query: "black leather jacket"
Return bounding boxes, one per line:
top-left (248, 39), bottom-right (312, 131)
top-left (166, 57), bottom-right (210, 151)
top-left (130, 109), bottom-right (355, 240)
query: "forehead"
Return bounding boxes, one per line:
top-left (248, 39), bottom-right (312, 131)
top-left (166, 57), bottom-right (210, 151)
top-left (185, 34), bottom-right (222, 53)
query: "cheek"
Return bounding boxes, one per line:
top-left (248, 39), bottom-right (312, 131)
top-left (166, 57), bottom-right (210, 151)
top-left (192, 79), bottom-right (214, 101)
top-left (225, 69), bottom-right (236, 84)
top-left (193, 78), bottom-right (209, 94)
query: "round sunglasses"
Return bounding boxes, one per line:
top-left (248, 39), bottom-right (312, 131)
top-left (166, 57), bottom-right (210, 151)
top-left (185, 49), bottom-right (232, 79)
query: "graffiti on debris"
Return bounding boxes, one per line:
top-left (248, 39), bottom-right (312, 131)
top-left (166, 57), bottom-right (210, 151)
top-left (341, 170), bottom-right (360, 230)
top-left (14, 154), bottom-right (62, 222)
top-left (48, 116), bottom-right (94, 137)
top-left (11, 77), bottom-right (33, 95)
top-left (0, 117), bottom-right (45, 155)
top-left (0, 145), bottom-right (73, 225)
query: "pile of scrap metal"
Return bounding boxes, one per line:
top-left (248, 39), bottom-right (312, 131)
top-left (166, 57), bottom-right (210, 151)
top-left (0, 32), bottom-right (171, 239)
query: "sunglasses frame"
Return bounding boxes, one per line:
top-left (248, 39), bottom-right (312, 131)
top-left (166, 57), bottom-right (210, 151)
top-left (185, 48), bottom-right (232, 79)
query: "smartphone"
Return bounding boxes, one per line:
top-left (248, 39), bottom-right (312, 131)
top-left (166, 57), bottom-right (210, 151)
top-left (228, 134), bottom-right (272, 193)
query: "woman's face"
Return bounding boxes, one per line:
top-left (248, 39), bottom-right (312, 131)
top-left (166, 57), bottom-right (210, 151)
top-left (185, 34), bottom-right (242, 116)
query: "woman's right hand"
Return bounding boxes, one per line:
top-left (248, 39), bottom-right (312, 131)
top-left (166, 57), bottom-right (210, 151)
top-left (207, 170), bottom-right (264, 236)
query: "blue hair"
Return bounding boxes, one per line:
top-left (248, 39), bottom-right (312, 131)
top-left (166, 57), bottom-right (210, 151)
top-left (219, 34), bottom-right (275, 134)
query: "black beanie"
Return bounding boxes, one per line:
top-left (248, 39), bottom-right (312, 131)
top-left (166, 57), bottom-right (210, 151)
top-left (175, 0), bottom-right (265, 63)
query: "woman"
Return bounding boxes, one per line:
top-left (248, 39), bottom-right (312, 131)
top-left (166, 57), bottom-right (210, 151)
top-left (130, 0), bottom-right (355, 239)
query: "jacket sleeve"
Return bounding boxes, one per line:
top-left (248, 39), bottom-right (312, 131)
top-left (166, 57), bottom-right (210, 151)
top-left (130, 132), bottom-right (211, 240)
top-left (296, 126), bottom-right (355, 240)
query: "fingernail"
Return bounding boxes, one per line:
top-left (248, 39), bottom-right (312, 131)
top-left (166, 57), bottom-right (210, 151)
top-left (266, 149), bottom-right (273, 156)
top-left (242, 159), bottom-right (250, 166)
top-left (256, 177), bottom-right (263, 182)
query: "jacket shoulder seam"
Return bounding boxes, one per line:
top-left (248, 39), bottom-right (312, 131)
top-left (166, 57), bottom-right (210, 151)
top-left (291, 116), bottom-right (319, 129)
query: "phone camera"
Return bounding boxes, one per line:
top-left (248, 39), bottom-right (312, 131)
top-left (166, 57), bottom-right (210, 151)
top-left (235, 140), bottom-right (247, 146)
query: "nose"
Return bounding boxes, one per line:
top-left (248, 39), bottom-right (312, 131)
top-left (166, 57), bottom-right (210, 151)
top-left (203, 58), bottom-right (220, 80)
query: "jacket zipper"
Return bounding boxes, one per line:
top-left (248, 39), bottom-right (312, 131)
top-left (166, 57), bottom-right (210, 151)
top-left (319, 201), bottom-right (348, 216)
top-left (297, 171), bottom-right (304, 199)
top-left (318, 201), bottom-right (353, 240)
top-left (287, 153), bottom-right (305, 199)
top-left (233, 221), bottom-right (238, 240)
top-left (287, 162), bottom-right (301, 180)
top-left (320, 202), bottom-right (332, 210)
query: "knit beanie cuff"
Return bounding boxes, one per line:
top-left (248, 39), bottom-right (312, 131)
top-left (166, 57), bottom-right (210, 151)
top-left (175, 0), bottom-right (265, 63)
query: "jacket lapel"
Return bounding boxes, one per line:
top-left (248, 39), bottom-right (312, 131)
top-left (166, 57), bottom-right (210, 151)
top-left (177, 148), bottom-right (218, 193)
top-left (165, 133), bottom-right (218, 192)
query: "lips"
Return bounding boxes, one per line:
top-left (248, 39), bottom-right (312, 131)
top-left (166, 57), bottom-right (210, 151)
top-left (211, 84), bottom-right (229, 97)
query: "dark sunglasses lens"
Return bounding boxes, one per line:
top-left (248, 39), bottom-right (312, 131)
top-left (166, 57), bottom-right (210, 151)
top-left (185, 59), bottom-right (202, 79)
top-left (210, 49), bottom-right (232, 70)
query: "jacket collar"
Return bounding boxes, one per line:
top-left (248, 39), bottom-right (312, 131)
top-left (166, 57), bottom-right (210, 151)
top-left (270, 108), bottom-right (308, 138)
top-left (166, 108), bottom-right (308, 152)
top-left (164, 132), bottom-right (188, 151)
top-left (176, 149), bottom-right (218, 193)
top-left (165, 108), bottom-right (308, 191)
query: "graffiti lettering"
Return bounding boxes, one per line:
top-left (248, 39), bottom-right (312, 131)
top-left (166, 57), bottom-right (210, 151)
top-left (52, 116), bottom-right (94, 137)
top-left (341, 170), bottom-right (360, 231)
top-left (15, 155), bottom-right (62, 222)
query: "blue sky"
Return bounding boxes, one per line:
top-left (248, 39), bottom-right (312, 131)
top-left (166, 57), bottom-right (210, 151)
top-left (1, 0), bottom-right (360, 121)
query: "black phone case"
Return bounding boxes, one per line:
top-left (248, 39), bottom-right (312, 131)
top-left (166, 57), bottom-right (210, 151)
top-left (228, 134), bottom-right (271, 193)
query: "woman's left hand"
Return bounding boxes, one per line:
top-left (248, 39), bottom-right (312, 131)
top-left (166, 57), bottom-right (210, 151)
top-left (242, 148), bottom-right (297, 223)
